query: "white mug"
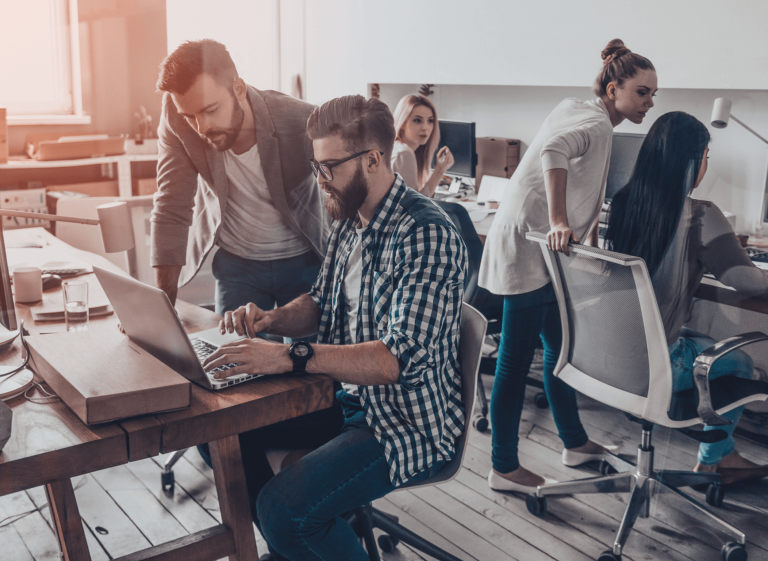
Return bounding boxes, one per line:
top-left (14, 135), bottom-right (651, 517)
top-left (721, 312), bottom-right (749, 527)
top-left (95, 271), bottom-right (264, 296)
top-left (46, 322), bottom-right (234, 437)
top-left (14, 266), bottom-right (42, 303)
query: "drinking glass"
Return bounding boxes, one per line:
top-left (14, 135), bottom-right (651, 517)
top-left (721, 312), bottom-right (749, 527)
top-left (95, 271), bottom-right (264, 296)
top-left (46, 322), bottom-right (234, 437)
top-left (62, 281), bottom-right (89, 332)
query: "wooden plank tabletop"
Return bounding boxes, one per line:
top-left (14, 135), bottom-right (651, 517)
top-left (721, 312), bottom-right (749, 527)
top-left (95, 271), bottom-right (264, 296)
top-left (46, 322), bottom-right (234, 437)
top-left (122, 301), bottom-right (335, 457)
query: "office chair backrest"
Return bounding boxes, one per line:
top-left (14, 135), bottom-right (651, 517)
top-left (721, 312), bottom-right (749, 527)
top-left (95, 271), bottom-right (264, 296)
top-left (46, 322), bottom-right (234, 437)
top-left (433, 201), bottom-right (484, 304)
top-left (402, 302), bottom-right (487, 490)
top-left (525, 232), bottom-right (678, 427)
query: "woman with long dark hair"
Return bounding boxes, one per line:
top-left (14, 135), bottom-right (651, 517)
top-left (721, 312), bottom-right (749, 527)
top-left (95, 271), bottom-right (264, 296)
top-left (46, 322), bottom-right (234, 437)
top-left (605, 111), bottom-right (768, 482)
top-left (480, 39), bottom-right (658, 493)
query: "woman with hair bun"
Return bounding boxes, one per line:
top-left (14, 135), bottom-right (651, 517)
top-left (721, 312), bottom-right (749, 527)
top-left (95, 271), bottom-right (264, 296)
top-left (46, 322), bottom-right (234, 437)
top-left (480, 39), bottom-right (658, 494)
top-left (391, 94), bottom-right (454, 196)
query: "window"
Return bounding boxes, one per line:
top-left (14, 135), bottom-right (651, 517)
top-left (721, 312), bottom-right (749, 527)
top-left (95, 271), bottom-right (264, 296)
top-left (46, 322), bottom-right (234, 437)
top-left (0, 0), bottom-right (88, 124)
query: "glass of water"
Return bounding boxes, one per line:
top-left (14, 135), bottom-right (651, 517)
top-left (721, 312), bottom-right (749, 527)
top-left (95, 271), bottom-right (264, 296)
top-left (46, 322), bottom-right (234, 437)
top-left (62, 281), bottom-right (89, 332)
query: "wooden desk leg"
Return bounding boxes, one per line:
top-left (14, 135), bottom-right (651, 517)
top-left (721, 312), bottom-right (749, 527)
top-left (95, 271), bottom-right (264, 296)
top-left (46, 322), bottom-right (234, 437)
top-left (209, 435), bottom-right (260, 561)
top-left (46, 479), bottom-right (92, 561)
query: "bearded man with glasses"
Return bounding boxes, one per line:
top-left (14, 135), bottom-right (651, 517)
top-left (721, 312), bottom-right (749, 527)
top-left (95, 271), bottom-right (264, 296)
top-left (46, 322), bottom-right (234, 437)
top-left (203, 95), bottom-right (468, 560)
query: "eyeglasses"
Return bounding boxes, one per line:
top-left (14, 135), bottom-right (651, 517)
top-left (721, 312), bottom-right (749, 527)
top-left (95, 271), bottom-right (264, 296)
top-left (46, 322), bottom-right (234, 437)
top-left (309, 149), bottom-right (384, 181)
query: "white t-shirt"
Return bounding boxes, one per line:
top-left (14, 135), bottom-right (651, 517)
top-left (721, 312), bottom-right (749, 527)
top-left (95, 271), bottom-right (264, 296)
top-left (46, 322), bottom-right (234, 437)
top-left (341, 227), bottom-right (365, 395)
top-left (218, 143), bottom-right (311, 261)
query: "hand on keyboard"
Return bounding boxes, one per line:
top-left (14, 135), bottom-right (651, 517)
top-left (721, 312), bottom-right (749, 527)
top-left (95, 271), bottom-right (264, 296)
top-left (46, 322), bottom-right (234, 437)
top-left (201, 337), bottom-right (293, 379)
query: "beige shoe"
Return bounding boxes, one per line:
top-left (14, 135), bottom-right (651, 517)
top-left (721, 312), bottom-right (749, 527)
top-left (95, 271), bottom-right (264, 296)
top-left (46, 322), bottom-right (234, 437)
top-left (487, 470), bottom-right (557, 494)
top-left (562, 444), bottom-right (621, 467)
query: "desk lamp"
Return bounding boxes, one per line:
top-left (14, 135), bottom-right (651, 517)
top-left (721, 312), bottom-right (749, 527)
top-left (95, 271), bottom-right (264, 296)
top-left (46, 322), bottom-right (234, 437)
top-left (0, 202), bottom-right (134, 330)
top-left (711, 97), bottom-right (768, 234)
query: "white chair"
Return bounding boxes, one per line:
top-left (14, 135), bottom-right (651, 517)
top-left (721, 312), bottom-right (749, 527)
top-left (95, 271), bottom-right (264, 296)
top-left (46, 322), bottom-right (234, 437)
top-left (523, 231), bottom-right (768, 561)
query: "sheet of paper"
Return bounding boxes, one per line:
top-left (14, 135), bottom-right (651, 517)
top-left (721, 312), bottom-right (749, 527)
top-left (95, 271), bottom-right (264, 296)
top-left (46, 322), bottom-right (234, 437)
top-left (477, 175), bottom-right (510, 203)
top-left (6, 246), bottom-right (92, 275)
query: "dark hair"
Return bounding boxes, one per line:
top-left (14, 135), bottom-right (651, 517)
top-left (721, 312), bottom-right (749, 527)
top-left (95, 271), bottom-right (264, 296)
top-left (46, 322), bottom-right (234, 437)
top-left (157, 39), bottom-right (238, 94)
top-left (307, 95), bottom-right (396, 166)
top-left (604, 111), bottom-right (710, 276)
top-left (593, 39), bottom-right (655, 97)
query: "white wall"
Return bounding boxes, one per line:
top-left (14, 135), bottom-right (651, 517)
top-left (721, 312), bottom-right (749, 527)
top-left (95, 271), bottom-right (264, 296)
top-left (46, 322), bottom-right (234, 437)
top-left (380, 84), bottom-right (768, 233)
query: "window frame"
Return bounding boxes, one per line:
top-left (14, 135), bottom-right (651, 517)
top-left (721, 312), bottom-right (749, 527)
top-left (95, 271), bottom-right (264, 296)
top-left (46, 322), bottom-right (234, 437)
top-left (4, 0), bottom-right (89, 126)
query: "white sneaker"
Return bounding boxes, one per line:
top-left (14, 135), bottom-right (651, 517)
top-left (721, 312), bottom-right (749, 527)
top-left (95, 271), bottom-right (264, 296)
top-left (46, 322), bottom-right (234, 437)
top-left (562, 444), bottom-right (621, 467)
top-left (487, 470), bottom-right (557, 494)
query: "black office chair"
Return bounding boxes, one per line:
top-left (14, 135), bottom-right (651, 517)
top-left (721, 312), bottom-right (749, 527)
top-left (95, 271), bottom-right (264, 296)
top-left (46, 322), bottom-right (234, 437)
top-left (434, 200), bottom-right (548, 433)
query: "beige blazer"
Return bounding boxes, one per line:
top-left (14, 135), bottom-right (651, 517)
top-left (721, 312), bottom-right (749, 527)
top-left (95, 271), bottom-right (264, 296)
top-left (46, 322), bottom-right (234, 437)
top-left (150, 86), bottom-right (330, 286)
top-left (478, 98), bottom-right (613, 295)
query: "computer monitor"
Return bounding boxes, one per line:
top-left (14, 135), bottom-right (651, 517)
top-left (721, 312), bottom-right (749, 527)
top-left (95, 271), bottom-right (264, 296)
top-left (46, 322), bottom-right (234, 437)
top-left (432, 120), bottom-right (476, 178)
top-left (605, 132), bottom-right (646, 201)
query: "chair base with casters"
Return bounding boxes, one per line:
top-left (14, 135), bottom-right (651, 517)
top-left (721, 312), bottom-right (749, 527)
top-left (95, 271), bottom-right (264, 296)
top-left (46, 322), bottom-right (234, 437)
top-left (161, 448), bottom-right (188, 496)
top-left (526, 421), bottom-right (748, 561)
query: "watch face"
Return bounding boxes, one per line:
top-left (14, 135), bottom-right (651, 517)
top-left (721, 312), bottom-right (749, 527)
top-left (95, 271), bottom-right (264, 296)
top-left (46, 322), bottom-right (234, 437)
top-left (294, 344), bottom-right (309, 357)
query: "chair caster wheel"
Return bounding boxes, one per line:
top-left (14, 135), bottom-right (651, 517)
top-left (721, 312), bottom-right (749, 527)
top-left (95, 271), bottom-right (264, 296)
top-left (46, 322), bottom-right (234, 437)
top-left (533, 392), bottom-right (549, 409)
top-left (161, 471), bottom-right (175, 497)
top-left (597, 550), bottom-right (621, 561)
top-left (259, 555), bottom-right (275, 561)
top-left (599, 459), bottom-right (617, 476)
top-left (721, 542), bottom-right (748, 561)
top-left (706, 482), bottom-right (725, 508)
top-left (377, 534), bottom-right (399, 553)
top-left (473, 414), bottom-right (489, 432)
top-left (525, 494), bottom-right (547, 517)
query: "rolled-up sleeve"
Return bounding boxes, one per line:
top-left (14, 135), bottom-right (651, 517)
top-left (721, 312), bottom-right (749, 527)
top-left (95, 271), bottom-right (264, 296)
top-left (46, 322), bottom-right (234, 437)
top-left (380, 224), bottom-right (466, 390)
top-left (150, 97), bottom-right (201, 267)
top-left (540, 127), bottom-right (591, 172)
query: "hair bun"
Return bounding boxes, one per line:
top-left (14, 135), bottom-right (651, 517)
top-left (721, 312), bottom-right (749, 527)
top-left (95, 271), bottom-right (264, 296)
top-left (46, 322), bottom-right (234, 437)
top-left (602, 39), bottom-right (631, 66)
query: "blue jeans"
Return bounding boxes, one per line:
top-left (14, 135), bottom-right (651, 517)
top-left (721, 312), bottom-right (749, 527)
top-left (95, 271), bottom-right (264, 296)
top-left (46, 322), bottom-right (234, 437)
top-left (491, 283), bottom-right (589, 473)
top-left (213, 248), bottom-right (321, 316)
top-left (256, 391), bottom-right (439, 561)
top-left (669, 329), bottom-right (754, 465)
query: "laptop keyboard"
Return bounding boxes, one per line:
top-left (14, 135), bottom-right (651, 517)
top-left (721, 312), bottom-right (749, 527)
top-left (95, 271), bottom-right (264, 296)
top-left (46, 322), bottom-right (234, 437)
top-left (747, 247), bottom-right (768, 263)
top-left (190, 338), bottom-right (238, 376)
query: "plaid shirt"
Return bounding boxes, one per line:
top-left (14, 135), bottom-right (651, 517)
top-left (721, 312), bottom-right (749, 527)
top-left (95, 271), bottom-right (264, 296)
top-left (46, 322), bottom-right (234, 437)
top-left (309, 175), bottom-right (467, 487)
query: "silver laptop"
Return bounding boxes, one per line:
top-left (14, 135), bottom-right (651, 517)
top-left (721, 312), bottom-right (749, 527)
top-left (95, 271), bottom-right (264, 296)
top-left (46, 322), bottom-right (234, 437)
top-left (93, 266), bottom-right (259, 390)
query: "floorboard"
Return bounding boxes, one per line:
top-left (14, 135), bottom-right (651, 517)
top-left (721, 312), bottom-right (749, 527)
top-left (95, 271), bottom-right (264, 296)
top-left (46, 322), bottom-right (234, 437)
top-left (13, 368), bottom-right (768, 561)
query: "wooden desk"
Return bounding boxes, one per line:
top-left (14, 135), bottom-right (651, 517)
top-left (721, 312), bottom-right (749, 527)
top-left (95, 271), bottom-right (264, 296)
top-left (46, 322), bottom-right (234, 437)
top-left (0, 229), bottom-right (335, 561)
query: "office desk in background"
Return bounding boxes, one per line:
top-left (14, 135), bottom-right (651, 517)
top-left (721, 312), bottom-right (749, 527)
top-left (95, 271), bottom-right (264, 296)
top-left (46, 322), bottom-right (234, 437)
top-left (0, 229), bottom-right (334, 561)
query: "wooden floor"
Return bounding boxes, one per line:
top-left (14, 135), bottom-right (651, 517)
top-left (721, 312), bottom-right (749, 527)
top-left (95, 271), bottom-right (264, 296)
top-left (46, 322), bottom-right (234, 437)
top-left (4, 374), bottom-right (768, 561)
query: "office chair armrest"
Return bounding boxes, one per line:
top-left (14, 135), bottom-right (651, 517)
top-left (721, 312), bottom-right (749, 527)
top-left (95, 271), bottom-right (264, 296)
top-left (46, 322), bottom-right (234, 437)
top-left (692, 331), bottom-right (768, 426)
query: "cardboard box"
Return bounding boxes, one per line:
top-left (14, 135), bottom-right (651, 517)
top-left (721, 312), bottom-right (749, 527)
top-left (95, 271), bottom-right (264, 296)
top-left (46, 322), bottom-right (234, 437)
top-left (0, 188), bottom-right (49, 230)
top-left (27, 329), bottom-right (190, 425)
top-left (25, 133), bottom-right (125, 161)
top-left (476, 137), bottom-right (520, 189)
top-left (133, 177), bottom-right (157, 196)
top-left (0, 108), bottom-right (7, 164)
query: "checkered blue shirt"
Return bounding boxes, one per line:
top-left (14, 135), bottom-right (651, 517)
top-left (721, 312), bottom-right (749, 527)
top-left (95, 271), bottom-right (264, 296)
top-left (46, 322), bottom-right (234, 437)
top-left (309, 175), bottom-right (467, 487)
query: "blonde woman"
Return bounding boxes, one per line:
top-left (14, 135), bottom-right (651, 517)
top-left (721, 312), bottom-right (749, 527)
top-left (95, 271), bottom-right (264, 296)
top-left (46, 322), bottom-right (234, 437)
top-left (391, 94), bottom-right (454, 196)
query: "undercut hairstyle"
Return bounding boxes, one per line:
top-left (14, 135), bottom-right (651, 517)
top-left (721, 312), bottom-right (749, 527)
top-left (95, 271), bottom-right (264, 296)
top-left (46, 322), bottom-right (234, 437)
top-left (593, 39), bottom-right (655, 97)
top-left (157, 39), bottom-right (238, 95)
top-left (307, 95), bottom-right (396, 167)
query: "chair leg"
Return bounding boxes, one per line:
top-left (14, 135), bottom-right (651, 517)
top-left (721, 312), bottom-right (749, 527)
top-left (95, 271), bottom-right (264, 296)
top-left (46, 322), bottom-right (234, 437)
top-left (656, 469), bottom-right (720, 489)
top-left (357, 505), bottom-right (382, 561)
top-left (651, 478), bottom-right (746, 546)
top-left (603, 451), bottom-right (635, 474)
top-left (370, 507), bottom-right (463, 561)
top-left (612, 477), bottom-right (651, 556)
top-left (536, 472), bottom-right (635, 498)
top-left (476, 378), bottom-right (488, 417)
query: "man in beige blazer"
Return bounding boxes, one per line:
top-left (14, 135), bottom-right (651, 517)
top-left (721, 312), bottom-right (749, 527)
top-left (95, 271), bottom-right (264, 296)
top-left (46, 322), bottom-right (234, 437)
top-left (152, 39), bottom-right (330, 315)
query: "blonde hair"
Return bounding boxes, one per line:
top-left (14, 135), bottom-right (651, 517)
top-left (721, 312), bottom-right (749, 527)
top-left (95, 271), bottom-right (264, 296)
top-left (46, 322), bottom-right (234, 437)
top-left (393, 94), bottom-right (440, 188)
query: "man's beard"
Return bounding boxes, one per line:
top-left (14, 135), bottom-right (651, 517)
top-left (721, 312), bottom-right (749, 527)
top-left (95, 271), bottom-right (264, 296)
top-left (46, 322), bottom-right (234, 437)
top-left (324, 163), bottom-right (369, 221)
top-left (201, 95), bottom-right (244, 152)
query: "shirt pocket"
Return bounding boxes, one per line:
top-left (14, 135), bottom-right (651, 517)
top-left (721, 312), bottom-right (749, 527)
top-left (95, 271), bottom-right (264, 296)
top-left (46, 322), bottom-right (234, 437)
top-left (372, 270), bottom-right (393, 331)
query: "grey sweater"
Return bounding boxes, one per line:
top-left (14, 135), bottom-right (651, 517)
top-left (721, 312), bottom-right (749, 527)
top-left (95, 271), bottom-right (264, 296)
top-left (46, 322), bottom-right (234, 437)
top-left (652, 198), bottom-right (768, 346)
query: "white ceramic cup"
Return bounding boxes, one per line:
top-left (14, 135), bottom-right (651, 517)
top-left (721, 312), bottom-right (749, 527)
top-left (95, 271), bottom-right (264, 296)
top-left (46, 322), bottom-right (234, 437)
top-left (14, 266), bottom-right (42, 303)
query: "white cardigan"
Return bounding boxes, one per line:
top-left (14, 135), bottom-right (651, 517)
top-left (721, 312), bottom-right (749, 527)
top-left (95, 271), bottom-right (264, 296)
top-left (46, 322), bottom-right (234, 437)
top-left (478, 98), bottom-right (613, 295)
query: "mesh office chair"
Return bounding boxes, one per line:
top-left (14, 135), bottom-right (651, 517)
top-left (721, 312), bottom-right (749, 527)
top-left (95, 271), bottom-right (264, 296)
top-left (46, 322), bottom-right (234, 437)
top-left (523, 232), bottom-right (768, 561)
top-left (345, 302), bottom-right (487, 560)
top-left (434, 201), bottom-right (548, 435)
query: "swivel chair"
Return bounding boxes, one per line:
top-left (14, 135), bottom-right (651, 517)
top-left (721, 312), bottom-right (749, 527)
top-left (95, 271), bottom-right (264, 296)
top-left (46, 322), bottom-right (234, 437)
top-left (523, 231), bottom-right (768, 561)
top-left (347, 302), bottom-right (487, 560)
top-left (434, 200), bottom-right (548, 434)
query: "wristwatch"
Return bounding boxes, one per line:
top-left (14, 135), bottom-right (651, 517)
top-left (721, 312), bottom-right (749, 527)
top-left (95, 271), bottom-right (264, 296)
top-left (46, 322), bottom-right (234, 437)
top-left (288, 341), bottom-right (314, 373)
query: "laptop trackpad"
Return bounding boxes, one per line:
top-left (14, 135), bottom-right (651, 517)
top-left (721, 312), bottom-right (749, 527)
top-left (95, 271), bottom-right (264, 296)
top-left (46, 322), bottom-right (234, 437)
top-left (190, 327), bottom-right (245, 346)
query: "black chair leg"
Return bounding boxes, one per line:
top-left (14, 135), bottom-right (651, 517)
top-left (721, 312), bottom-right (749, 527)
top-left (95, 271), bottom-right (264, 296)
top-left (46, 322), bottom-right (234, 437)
top-left (355, 505), bottom-right (382, 561)
top-left (370, 506), bottom-right (463, 561)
